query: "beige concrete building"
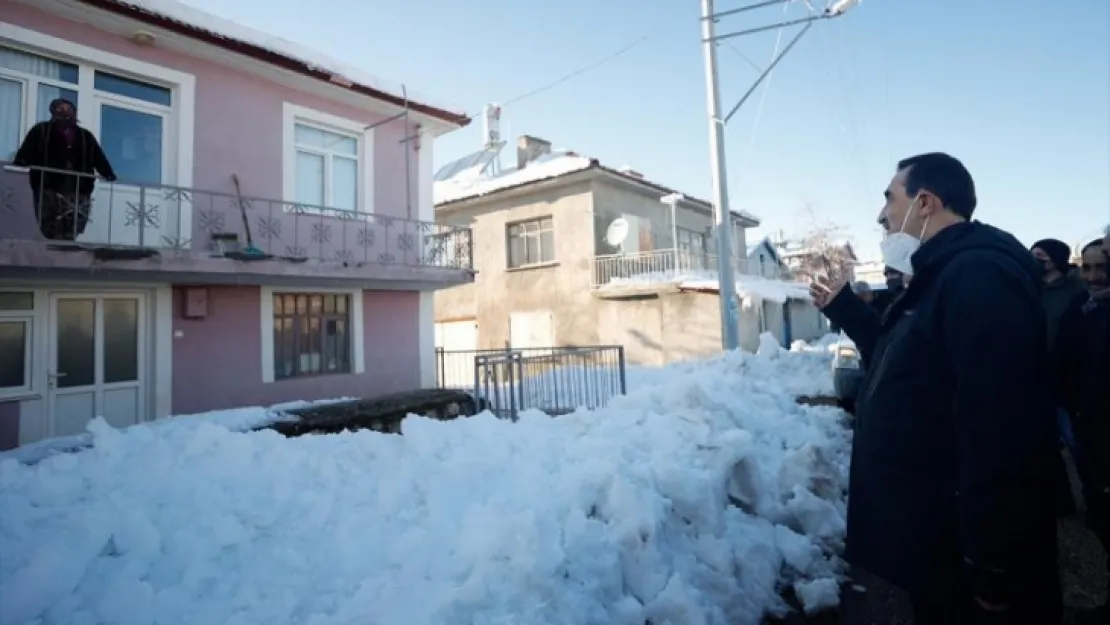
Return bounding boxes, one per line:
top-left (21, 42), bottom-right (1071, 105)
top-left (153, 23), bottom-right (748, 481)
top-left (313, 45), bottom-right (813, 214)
top-left (433, 135), bottom-right (824, 369)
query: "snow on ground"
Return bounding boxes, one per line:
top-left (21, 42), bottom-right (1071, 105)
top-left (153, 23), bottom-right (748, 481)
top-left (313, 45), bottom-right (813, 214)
top-left (0, 398), bottom-right (352, 467)
top-left (0, 337), bottom-right (849, 625)
top-left (602, 269), bottom-right (812, 304)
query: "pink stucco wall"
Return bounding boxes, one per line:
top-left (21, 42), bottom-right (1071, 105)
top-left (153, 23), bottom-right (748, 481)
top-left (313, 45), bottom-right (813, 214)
top-left (171, 286), bottom-right (421, 415)
top-left (1, 0), bottom-right (420, 217)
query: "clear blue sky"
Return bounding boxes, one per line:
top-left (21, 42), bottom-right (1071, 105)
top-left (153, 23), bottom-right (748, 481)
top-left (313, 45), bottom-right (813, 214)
top-left (183, 0), bottom-right (1110, 258)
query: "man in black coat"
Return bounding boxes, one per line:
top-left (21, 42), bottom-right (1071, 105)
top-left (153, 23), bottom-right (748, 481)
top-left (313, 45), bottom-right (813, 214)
top-left (12, 98), bottom-right (116, 241)
top-left (867, 266), bottom-right (903, 317)
top-left (810, 153), bottom-right (1061, 624)
top-left (1056, 239), bottom-right (1110, 624)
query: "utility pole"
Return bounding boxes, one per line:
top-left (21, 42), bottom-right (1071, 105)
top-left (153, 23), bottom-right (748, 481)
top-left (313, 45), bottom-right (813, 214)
top-left (697, 0), bottom-right (861, 352)
top-left (700, 0), bottom-right (740, 351)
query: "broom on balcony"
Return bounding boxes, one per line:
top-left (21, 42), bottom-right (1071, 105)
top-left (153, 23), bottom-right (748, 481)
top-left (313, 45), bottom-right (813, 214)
top-left (229, 174), bottom-right (268, 259)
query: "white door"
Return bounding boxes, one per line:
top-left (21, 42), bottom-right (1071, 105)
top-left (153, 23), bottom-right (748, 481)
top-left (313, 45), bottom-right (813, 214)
top-left (48, 293), bottom-right (146, 437)
top-left (80, 95), bottom-right (182, 248)
top-left (435, 320), bottom-right (478, 388)
top-left (509, 311), bottom-right (554, 349)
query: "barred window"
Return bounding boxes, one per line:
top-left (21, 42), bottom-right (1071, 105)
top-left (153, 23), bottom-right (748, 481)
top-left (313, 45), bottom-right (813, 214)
top-left (272, 293), bottom-right (351, 379)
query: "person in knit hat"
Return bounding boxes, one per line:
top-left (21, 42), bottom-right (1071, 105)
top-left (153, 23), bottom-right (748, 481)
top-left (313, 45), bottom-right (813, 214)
top-left (1031, 238), bottom-right (1088, 352)
top-left (12, 98), bottom-right (116, 241)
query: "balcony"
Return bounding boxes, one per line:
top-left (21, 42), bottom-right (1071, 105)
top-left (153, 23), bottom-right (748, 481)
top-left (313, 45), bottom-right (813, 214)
top-left (592, 248), bottom-right (792, 292)
top-left (0, 163), bottom-right (473, 288)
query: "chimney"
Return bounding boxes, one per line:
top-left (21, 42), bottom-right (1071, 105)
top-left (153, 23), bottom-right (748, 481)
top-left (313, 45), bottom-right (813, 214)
top-left (516, 135), bottom-right (552, 169)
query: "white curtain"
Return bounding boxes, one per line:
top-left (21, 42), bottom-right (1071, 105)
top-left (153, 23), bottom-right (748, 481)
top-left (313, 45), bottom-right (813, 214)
top-left (0, 77), bottom-right (22, 161)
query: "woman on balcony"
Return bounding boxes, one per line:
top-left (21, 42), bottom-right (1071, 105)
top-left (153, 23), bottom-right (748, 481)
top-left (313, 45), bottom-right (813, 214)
top-left (13, 98), bottom-right (116, 242)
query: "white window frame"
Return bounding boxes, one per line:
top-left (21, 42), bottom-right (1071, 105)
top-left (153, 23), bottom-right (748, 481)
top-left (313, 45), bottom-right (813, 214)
top-left (0, 23), bottom-right (195, 191)
top-left (282, 103), bottom-right (374, 214)
top-left (0, 290), bottom-right (35, 399)
top-left (259, 286), bottom-right (366, 384)
top-left (506, 216), bottom-right (555, 269)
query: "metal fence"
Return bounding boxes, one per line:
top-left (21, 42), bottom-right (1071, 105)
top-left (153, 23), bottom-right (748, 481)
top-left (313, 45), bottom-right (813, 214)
top-left (436, 346), bottom-right (627, 420)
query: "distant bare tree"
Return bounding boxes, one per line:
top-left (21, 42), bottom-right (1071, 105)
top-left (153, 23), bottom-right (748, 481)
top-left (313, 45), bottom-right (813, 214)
top-left (782, 204), bottom-right (858, 285)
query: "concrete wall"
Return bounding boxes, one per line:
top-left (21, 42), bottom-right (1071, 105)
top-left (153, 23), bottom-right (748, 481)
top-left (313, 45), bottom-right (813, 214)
top-left (596, 290), bottom-right (762, 366)
top-left (171, 287), bottom-right (420, 415)
top-left (434, 175), bottom-right (757, 350)
top-left (435, 180), bottom-right (598, 348)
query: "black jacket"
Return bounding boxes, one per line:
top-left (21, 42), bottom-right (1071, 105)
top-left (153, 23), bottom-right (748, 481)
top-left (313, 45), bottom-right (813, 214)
top-left (868, 288), bottom-right (898, 318)
top-left (822, 222), bottom-right (1060, 607)
top-left (1056, 295), bottom-right (1110, 487)
top-left (13, 119), bottom-right (115, 196)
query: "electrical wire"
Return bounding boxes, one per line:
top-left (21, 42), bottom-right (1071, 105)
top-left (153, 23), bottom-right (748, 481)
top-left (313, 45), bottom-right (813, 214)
top-left (743, 1), bottom-right (790, 156)
top-left (458, 32), bottom-right (657, 122)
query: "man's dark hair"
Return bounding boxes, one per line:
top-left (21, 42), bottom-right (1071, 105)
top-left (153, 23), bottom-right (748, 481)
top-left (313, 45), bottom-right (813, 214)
top-left (896, 152), bottom-right (977, 220)
top-left (1082, 238), bottom-right (1104, 254)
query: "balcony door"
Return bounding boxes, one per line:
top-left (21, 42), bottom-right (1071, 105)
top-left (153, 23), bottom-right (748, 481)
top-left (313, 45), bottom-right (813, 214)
top-left (47, 293), bottom-right (146, 438)
top-left (79, 71), bottom-right (179, 248)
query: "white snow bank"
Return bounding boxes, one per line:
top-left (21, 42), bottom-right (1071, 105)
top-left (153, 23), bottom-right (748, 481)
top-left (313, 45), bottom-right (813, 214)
top-left (0, 340), bottom-right (849, 625)
top-left (116, 0), bottom-right (462, 115)
top-left (0, 398), bottom-right (353, 466)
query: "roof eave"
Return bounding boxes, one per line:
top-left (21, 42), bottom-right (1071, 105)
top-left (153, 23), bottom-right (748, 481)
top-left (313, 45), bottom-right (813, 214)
top-left (80, 0), bottom-right (470, 128)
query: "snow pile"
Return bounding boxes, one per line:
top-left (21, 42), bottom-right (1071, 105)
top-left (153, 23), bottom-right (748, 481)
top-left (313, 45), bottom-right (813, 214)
top-left (0, 398), bottom-right (351, 466)
top-left (0, 341), bottom-right (849, 625)
top-left (434, 152), bottom-right (594, 205)
top-left (115, 0), bottom-right (462, 115)
top-left (602, 268), bottom-right (811, 303)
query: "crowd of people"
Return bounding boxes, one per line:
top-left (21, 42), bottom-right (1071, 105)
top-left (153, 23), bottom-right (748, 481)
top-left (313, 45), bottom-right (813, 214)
top-left (810, 152), bottom-right (1109, 624)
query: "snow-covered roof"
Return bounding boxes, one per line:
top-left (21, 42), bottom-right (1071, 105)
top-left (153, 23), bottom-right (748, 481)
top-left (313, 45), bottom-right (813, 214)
top-left (681, 274), bottom-right (811, 303)
top-left (434, 149), bottom-right (760, 225)
top-left (92, 0), bottom-right (467, 125)
top-left (599, 269), bottom-right (811, 303)
top-left (435, 152), bottom-right (595, 205)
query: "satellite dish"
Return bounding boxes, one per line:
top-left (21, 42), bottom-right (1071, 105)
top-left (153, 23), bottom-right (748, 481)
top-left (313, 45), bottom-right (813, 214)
top-left (605, 218), bottom-right (629, 248)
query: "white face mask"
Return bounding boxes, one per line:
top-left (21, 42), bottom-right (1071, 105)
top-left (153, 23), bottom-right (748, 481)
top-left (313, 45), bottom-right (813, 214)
top-left (880, 195), bottom-right (929, 277)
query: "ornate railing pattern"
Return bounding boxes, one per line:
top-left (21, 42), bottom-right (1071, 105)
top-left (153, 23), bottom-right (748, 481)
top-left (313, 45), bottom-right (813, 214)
top-left (0, 162), bottom-right (473, 270)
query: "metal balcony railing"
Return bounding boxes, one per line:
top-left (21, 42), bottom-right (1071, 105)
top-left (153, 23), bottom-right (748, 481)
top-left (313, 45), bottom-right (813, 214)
top-left (592, 248), bottom-right (768, 288)
top-left (0, 162), bottom-right (473, 270)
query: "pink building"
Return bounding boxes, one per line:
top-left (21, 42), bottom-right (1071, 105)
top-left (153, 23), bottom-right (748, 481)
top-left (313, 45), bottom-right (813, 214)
top-left (0, 0), bottom-right (474, 449)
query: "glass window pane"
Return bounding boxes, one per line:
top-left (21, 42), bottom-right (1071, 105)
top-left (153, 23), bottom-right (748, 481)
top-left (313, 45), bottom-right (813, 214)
top-left (99, 105), bottom-right (163, 185)
top-left (0, 320), bottom-right (27, 389)
top-left (56, 298), bottom-right (95, 388)
top-left (540, 229), bottom-right (554, 262)
top-left (93, 71), bottom-right (171, 106)
top-left (334, 320), bottom-right (349, 371)
top-left (331, 156), bottom-right (357, 211)
top-left (330, 134), bottom-right (357, 156)
top-left (0, 292), bottom-right (33, 311)
top-left (295, 151), bottom-right (325, 207)
top-left (508, 234), bottom-right (525, 267)
top-left (336, 295), bottom-right (347, 314)
top-left (36, 84), bottom-right (78, 124)
top-left (294, 124), bottom-right (357, 156)
top-left (0, 77), bottom-right (23, 161)
top-left (273, 294), bottom-right (284, 315)
top-left (279, 317), bottom-right (295, 379)
top-left (0, 46), bottom-right (78, 83)
top-left (294, 124), bottom-right (325, 149)
top-left (103, 299), bottom-right (138, 383)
